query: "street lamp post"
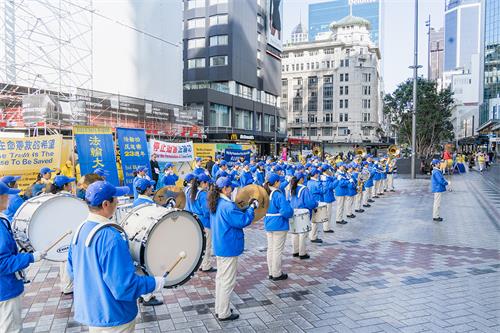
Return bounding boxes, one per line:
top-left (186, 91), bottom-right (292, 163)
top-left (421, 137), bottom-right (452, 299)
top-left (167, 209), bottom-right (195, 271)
top-left (409, 0), bottom-right (421, 179)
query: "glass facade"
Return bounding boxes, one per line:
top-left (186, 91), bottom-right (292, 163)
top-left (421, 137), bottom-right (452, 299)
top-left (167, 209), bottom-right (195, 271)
top-left (308, 0), bottom-right (379, 43)
top-left (480, 0), bottom-right (500, 124)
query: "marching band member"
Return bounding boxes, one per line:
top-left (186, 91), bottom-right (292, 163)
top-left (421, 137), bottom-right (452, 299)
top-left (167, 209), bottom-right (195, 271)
top-left (0, 181), bottom-right (46, 333)
top-left (132, 166), bottom-right (149, 199)
top-left (50, 175), bottom-right (77, 295)
top-left (76, 173), bottom-right (104, 201)
top-left (334, 162), bottom-right (349, 225)
top-left (161, 163), bottom-right (179, 187)
top-left (372, 159), bottom-right (382, 198)
top-left (94, 168), bottom-right (110, 180)
top-left (381, 157), bottom-right (388, 193)
top-left (307, 169), bottom-right (324, 243)
top-left (353, 164), bottom-right (365, 214)
top-left (320, 165), bottom-right (335, 233)
top-left (431, 159), bottom-right (448, 222)
top-left (133, 178), bottom-right (156, 207)
top-left (239, 162), bottom-right (254, 187)
top-left (345, 163), bottom-right (357, 219)
top-left (0, 176), bottom-right (24, 222)
top-left (387, 158), bottom-right (397, 191)
top-left (183, 173), bottom-right (195, 202)
top-left (211, 155), bottom-right (222, 179)
top-left (263, 173), bottom-right (293, 281)
top-left (289, 172), bottom-right (317, 259)
top-left (187, 174), bottom-right (216, 273)
top-left (215, 160), bottom-right (229, 179)
top-left (193, 157), bottom-right (207, 176)
top-left (68, 181), bottom-right (166, 332)
top-left (362, 162), bottom-right (372, 208)
top-left (31, 167), bottom-right (54, 196)
top-left (208, 177), bottom-right (257, 321)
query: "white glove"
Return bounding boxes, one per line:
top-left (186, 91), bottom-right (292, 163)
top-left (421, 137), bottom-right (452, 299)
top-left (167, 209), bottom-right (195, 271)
top-left (33, 251), bottom-right (46, 262)
top-left (320, 175), bottom-right (327, 181)
top-left (349, 178), bottom-right (354, 183)
top-left (249, 199), bottom-right (259, 209)
top-left (154, 276), bottom-right (166, 292)
top-left (165, 198), bottom-right (176, 209)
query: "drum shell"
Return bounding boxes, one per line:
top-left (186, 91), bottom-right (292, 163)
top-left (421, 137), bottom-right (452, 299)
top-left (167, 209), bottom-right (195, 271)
top-left (290, 208), bottom-right (311, 234)
top-left (312, 202), bottom-right (329, 223)
top-left (120, 204), bottom-right (206, 288)
top-left (114, 203), bottom-right (134, 224)
top-left (12, 194), bottom-right (89, 262)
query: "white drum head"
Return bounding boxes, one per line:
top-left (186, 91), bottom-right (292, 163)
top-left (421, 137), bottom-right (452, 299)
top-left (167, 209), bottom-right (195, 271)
top-left (144, 210), bottom-right (205, 288)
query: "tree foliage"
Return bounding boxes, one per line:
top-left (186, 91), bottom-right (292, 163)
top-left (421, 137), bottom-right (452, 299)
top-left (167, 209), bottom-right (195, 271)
top-left (384, 78), bottom-right (454, 158)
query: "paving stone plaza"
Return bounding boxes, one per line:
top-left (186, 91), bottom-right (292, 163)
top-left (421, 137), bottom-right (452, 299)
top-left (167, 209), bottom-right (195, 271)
top-left (19, 167), bottom-right (500, 333)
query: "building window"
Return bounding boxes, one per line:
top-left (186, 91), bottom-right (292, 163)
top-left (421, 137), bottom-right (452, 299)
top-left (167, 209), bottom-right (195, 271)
top-left (323, 85), bottom-right (333, 98)
top-left (209, 35), bottom-right (228, 46)
top-left (362, 113), bottom-right (371, 122)
top-left (362, 128), bottom-right (370, 136)
top-left (293, 96), bottom-right (302, 112)
top-left (292, 128), bottom-right (301, 136)
top-left (323, 99), bottom-right (333, 111)
top-left (308, 114), bottom-right (317, 123)
top-left (363, 73), bottom-right (372, 82)
top-left (209, 56), bottom-right (228, 67)
top-left (324, 113), bottom-right (333, 122)
top-left (187, 0), bottom-right (205, 10)
top-left (264, 93), bottom-right (277, 106)
top-left (344, 86), bottom-right (349, 95)
top-left (309, 50), bottom-right (319, 56)
top-left (340, 73), bottom-right (344, 82)
top-left (187, 58), bottom-right (206, 69)
top-left (339, 99), bottom-right (343, 108)
top-left (187, 18), bottom-right (205, 29)
top-left (363, 86), bottom-right (371, 95)
top-left (324, 48), bottom-right (334, 54)
top-left (256, 113), bottom-right (262, 131)
top-left (263, 114), bottom-right (275, 132)
top-left (340, 86), bottom-right (344, 95)
top-left (209, 103), bottom-right (230, 127)
top-left (307, 128), bottom-right (317, 136)
top-left (323, 127), bottom-right (332, 136)
top-left (295, 52), bottom-right (304, 57)
top-left (236, 83), bottom-right (252, 99)
top-left (362, 99), bottom-right (371, 109)
top-left (187, 38), bottom-right (205, 49)
top-left (209, 0), bottom-right (227, 5)
top-left (235, 109), bottom-right (253, 130)
top-left (344, 99), bottom-right (349, 108)
top-left (339, 113), bottom-right (348, 122)
top-left (345, 73), bottom-right (349, 82)
top-left (338, 127), bottom-right (349, 136)
top-left (308, 76), bottom-right (318, 85)
top-left (209, 14), bottom-right (228, 26)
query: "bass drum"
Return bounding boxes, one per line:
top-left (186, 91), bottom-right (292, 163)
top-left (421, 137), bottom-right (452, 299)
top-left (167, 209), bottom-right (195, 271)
top-left (12, 193), bottom-right (89, 262)
top-left (121, 204), bottom-right (205, 288)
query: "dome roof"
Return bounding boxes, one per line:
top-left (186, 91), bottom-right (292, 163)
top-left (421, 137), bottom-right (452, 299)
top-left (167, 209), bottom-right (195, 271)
top-left (292, 22), bottom-right (305, 34)
top-left (330, 15), bottom-right (371, 29)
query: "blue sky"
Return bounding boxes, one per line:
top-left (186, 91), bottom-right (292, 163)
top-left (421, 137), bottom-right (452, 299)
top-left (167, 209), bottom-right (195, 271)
top-left (283, 0), bottom-right (445, 93)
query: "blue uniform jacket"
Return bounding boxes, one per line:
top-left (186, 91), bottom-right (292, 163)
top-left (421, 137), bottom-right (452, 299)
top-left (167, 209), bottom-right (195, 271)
top-left (68, 219), bottom-right (155, 327)
top-left (210, 196), bottom-right (254, 257)
top-left (211, 164), bottom-right (220, 179)
top-left (133, 196), bottom-right (154, 207)
top-left (431, 169), bottom-right (448, 193)
top-left (0, 215), bottom-right (34, 301)
top-left (307, 178), bottom-right (324, 202)
top-left (2, 194), bottom-right (25, 221)
top-left (186, 189), bottom-right (210, 229)
top-left (364, 166), bottom-right (374, 188)
top-left (373, 165), bottom-right (382, 181)
top-left (132, 176), bottom-right (141, 199)
top-left (334, 172), bottom-right (350, 197)
top-left (254, 170), bottom-right (265, 185)
top-left (347, 173), bottom-right (358, 196)
top-left (215, 169), bottom-right (228, 179)
top-left (193, 167), bottom-right (206, 176)
top-left (240, 170), bottom-right (254, 187)
top-left (321, 175), bottom-right (336, 203)
top-left (264, 189), bottom-right (293, 232)
top-left (162, 173), bottom-right (179, 186)
top-left (289, 184), bottom-right (318, 216)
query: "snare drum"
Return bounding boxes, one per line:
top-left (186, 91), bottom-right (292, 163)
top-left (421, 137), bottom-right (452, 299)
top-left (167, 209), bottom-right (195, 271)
top-left (312, 202), bottom-right (329, 223)
top-left (121, 204), bottom-right (205, 288)
top-left (12, 193), bottom-right (89, 262)
top-left (289, 209), bottom-right (311, 234)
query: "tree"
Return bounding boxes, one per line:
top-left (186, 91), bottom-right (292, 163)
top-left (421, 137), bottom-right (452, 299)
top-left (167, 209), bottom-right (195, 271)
top-left (384, 78), bottom-right (454, 159)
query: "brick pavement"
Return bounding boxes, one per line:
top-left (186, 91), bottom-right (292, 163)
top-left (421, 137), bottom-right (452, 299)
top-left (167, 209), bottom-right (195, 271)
top-left (18, 166), bottom-right (500, 332)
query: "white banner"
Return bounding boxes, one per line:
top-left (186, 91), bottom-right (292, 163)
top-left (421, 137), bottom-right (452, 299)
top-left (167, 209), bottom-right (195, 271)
top-left (149, 139), bottom-right (194, 162)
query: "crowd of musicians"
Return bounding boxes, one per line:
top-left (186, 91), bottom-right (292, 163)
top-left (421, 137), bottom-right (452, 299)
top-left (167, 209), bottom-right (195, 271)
top-left (1, 150), bottom-right (466, 332)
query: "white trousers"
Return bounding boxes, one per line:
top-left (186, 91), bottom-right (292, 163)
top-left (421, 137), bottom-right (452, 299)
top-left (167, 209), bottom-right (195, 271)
top-left (363, 189), bottom-right (369, 205)
top-left (215, 256), bottom-right (238, 319)
top-left (201, 228), bottom-right (213, 271)
top-left (309, 219), bottom-right (318, 240)
top-left (375, 180), bottom-right (382, 194)
top-left (433, 192), bottom-right (442, 219)
top-left (335, 196), bottom-right (346, 222)
top-left (291, 232), bottom-right (307, 256)
top-left (89, 320), bottom-right (135, 333)
top-left (266, 231), bottom-right (287, 277)
top-left (0, 294), bottom-right (22, 333)
top-left (388, 174), bottom-right (394, 190)
top-left (59, 261), bottom-right (73, 293)
top-left (346, 196), bottom-right (354, 216)
top-left (323, 202), bottom-right (333, 231)
top-left (355, 192), bottom-right (363, 211)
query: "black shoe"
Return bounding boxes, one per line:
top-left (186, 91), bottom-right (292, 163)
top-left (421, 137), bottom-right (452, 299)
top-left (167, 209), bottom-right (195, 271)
top-left (200, 267), bottom-right (217, 273)
top-left (363, 204), bottom-right (371, 208)
top-left (355, 209), bottom-right (362, 213)
top-left (433, 217), bottom-right (443, 222)
top-left (142, 296), bottom-right (164, 306)
top-left (368, 199), bottom-right (375, 202)
top-left (358, 209), bottom-right (365, 213)
top-left (347, 214), bottom-right (356, 218)
top-left (292, 253), bottom-right (299, 257)
top-left (390, 189), bottom-right (395, 192)
top-left (336, 220), bottom-right (347, 225)
top-left (311, 239), bottom-right (323, 243)
top-left (299, 254), bottom-right (310, 260)
top-left (62, 291), bottom-right (73, 295)
top-left (219, 313), bottom-right (240, 321)
top-left (268, 275), bottom-right (272, 280)
top-left (272, 273), bottom-right (288, 281)
top-left (384, 189), bottom-right (387, 192)
top-left (324, 230), bottom-right (334, 233)
top-left (216, 309), bottom-right (233, 318)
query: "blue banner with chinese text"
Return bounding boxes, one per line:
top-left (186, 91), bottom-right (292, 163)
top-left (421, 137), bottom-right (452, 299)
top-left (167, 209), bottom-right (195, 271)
top-left (74, 126), bottom-right (119, 186)
top-left (116, 127), bottom-right (151, 192)
top-left (224, 149), bottom-right (251, 162)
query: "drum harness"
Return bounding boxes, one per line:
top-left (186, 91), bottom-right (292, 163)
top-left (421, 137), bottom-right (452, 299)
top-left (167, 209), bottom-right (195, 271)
top-left (72, 221), bottom-right (128, 248)
top-left (265, 190), bottom-right (280, 217)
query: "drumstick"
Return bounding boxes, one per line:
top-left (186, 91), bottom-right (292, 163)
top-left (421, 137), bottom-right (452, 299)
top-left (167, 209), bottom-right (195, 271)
top-left (44, 230), bottom-right (73, 253)
top-left (163, 251), bottom-right (187, 278)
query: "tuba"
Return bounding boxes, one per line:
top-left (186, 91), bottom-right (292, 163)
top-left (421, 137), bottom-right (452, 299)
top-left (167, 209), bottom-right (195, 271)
top-left (388, 145), bottom-right (400, 157)
top-left (354, 147), bottom-right (367, 157)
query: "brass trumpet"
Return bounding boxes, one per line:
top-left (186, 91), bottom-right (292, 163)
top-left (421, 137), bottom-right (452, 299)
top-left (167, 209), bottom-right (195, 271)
top-left (388, 145), bottom-right (400, 157)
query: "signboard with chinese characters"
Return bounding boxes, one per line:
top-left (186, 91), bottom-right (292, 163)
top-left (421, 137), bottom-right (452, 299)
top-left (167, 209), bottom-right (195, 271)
top-left (116, 128), bottom-right (151, 192)
top-left (74, 126), bottom-right (119, 186)
top-left (149, 139), bottom-right (194, 162)
top-left (0, 135), bottom-right (62, 191)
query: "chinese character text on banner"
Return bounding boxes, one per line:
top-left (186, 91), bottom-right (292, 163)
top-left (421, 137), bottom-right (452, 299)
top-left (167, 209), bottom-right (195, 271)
top-left (149, 139), bottom-right (193, 163)
top-left (116, 128), bottom-right (151, 192)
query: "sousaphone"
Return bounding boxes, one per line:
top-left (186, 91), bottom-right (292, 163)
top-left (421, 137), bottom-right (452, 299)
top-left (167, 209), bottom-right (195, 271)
top-left (234, 184), bottom-right (269, 223)
top-left (153, 186), bottom-right (186, 209)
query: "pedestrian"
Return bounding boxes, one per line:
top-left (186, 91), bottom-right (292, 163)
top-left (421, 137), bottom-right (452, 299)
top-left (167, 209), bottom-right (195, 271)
top-left (205, 156), bottom-right (215, 176)
top-left (431, 159), bottom-right (448, 222)
top-left (150, 154), bottom-right (160, 183)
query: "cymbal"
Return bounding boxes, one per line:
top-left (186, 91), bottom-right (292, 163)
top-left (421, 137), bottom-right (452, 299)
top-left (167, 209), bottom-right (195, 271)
top-left (234, 184), bottom-right (269, 223)
top-left (153, 186), bottom-right (186, 209)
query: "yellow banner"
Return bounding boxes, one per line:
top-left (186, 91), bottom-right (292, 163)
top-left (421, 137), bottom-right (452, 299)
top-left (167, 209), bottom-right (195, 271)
top-left (73, 126), bottom-right (113, 135)
top-left (193, 143), bottom-right (216, 163)
top-left (0, 135), bottom-right (63, 191)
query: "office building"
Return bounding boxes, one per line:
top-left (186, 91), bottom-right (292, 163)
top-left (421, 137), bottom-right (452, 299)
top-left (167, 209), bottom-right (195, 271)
top-left (478, 0), bottom-right (500, 151)
top-left (283, 15), bottom-right (383, 154)
top-left (428, 27), bottom-right (444, 89)
top-left (308, 0), bottom-right (380, 44)
top-left (182, 0), bottom-right (285, 155)
top-left (290, 23), bottom-right (308, 44)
